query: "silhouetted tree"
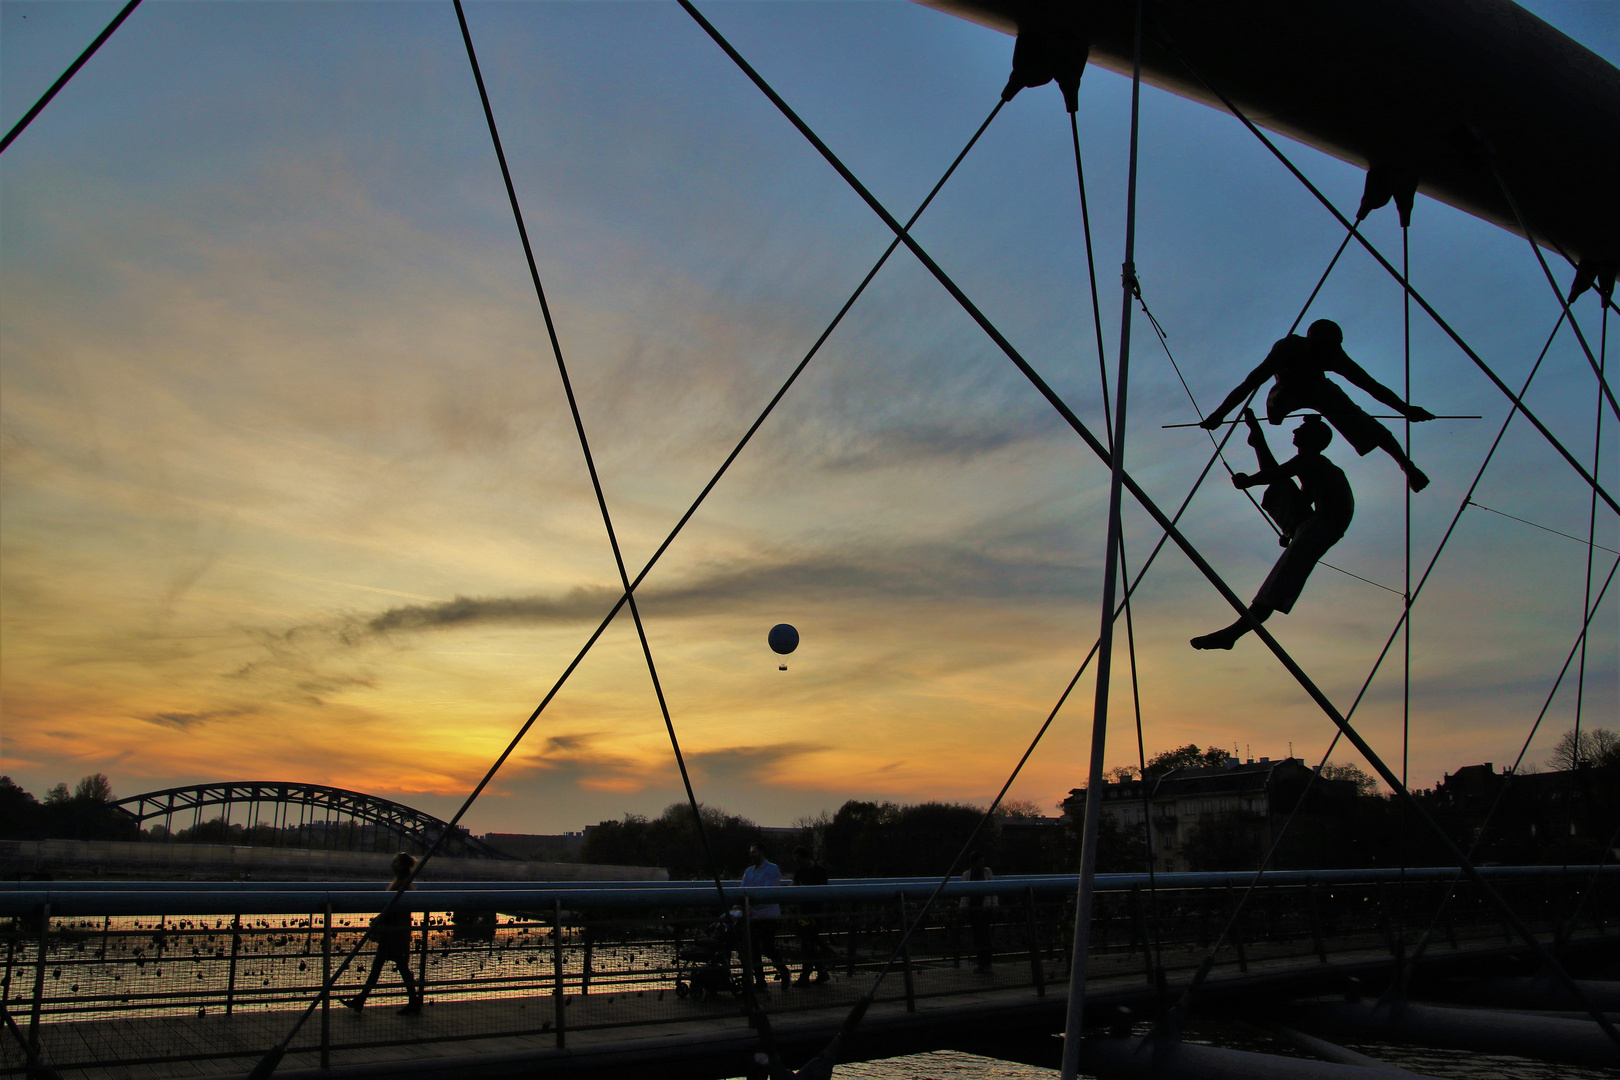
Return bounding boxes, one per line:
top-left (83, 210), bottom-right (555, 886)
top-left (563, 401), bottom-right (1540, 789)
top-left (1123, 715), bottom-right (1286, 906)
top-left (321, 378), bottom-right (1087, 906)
top-left (1321, 761), bottom-right (1380, 795)
top-left (579, 803), bottom-right (765, 878)
top-left (0, 776), bottom-right (41, 836)
top-left (1548, 727), bottom-right (1620, 771)
top-left (580, 814), bottom-right (650, 867)
top-left (1144, 745), bottom-right (1232, 778)
top-left (643, 802), bottom-right (758, 878)
top-left (74, 773), bottom-right (114, 803)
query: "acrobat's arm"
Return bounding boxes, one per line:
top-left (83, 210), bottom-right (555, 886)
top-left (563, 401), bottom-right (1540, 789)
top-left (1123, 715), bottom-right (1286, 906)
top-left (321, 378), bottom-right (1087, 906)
top-left (1241, 408), bottom-right (1279, 471)
top-left (1332, 355), bottom-right (1435, 421)
top-left (1232, 457), bottom-right (1300, 490)
top-left (1201, 359), bottom-right (1274, 430)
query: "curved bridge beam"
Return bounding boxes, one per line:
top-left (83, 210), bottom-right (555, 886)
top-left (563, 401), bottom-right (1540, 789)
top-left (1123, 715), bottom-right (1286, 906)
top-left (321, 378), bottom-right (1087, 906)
top-left (917, 0), bottom-right (1619, 274)
top-left (111, 781), bottom-right (511, 860)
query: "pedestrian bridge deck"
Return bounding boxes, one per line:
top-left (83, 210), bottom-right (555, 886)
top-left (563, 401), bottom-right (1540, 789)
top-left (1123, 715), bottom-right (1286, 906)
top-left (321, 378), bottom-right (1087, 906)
top-left (3, 868), bottom-right (1614, 1079)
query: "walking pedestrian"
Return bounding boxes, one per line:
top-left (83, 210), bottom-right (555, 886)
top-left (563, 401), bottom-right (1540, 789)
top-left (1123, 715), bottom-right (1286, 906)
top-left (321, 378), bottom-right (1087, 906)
top-left (343, 852), bottom-right (423, 1016)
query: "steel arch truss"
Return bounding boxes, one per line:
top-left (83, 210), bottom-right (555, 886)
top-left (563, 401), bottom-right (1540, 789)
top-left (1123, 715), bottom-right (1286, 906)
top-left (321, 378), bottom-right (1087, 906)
top-left (112, 781), bottom-right (511, 860)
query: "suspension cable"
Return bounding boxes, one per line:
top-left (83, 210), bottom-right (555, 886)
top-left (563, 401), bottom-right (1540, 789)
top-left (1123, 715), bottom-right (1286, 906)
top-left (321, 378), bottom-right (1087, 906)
top-left (1397, 221), bottom-right (1413, 919)
top-left (1149, 21), bottom-right (1620, 520)
top-left (1170, 308), bottom-right (1571, 1022)
top-left (448, 0), bottom-right (733, 906)
top-left (1070, 112), bottom-right (1110, 443)
top-left (790, 419), bottom-right (1252, 1079)
top-left (245, 80), bottom-right (1007, 1080)
top-left (1170, 546), bottom-right (1620, 1031)
top-left (1088, 147), bottom-right (1370, 984)
top-left (673, 10), bottom-right (1620, 1045)
top-left (1070, 92), bottom-right (1167, 991)
top-left (1575, 300), bottom-right (1608, 771)
top-left (1558, 817), bottom-right (1620, 952)
top-left (1394, 552), bottom-right (1620, 989)
top-left (1403, 223), bottom-right (1413, 795)
top-left (1137, 255), bottom-right (1402, 596)
top-left (0, 1000), bottom-right (62, 1080)
top-left (447, 18), bottom-right (1011, 1074)
top-left (1484, 153), bottom-right (1619, 425)
top-left (0, 0), bottom-right (144, 156)
top-left (848, 227), bottom-right (1375, 1048)
top-left (1063, 0), bottom-right (1146, 1066)
top-left (1466, 500), bottom-right (1620, 554)
top-left (1158, 726), bottom-right (1348, 1035)
top-left (1116, 538), bottom-right (1163, 975)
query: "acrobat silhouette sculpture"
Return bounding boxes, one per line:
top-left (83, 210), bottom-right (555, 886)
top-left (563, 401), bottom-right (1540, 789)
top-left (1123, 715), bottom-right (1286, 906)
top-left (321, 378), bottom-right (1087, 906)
top-left (1191, 411), bottom-right (1353, 651)
top-left (1201, 319), bottom-right (1435, 491)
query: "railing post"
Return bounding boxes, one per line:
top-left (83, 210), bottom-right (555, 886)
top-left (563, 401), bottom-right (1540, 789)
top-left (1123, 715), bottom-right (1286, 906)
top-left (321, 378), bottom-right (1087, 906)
top-left (1375, 880), bottom-right (1398, 956)
top-left (27, 902), bottom-right (48, 1058)
top-left (896, 895), bottom-right (915, 1013)
top-left (1586, 870), bottom-right (1609, 935)
top-left (3, 917), bottom-right (16, 1005)
top-left (1128, 884), bottom-right (1151, 984)
top-left (1226, 883), bottom-right (1248, 973)
top-left (225, 912), bottom-right (241, 1015)
top-left (1026, 887), bottom-right (1046, 997)
top-left (1307, 882), bottom-right (1327, 963)
top-left (417, 909), bottom-right (429, 1005)
top-left (581, 920), bottom-right (593, 997)
top-left (552, 900), bottom-right (565, 1049)
top-left (845, 906), bottom-right (857, 978)
top-left (320, 902), bottom-right (331, 1070)
top-left (741, 897), bottom-right (757, 997)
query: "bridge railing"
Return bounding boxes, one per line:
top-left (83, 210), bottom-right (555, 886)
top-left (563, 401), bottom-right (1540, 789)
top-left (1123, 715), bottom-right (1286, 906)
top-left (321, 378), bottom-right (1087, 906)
top-left (1, 867), bottom-right (1613, 1076)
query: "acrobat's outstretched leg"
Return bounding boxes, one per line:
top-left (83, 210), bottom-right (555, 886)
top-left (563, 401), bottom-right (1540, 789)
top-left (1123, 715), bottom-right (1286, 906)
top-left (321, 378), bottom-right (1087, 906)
top-left (1244, 409), bottom-right (1307, 546)
top-left (1373, 427), bottom-right (1429, 492)
top-left (1191, 605), bottom-right (1274, 651)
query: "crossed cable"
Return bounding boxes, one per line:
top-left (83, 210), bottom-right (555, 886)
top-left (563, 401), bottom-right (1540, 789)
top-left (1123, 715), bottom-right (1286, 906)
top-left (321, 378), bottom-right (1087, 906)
top-left (678, 0), bottom-right (1620, 1055)
top-left (6, 1), bottom-right (1616, 1075)
top-left (233, 15), bottom-right (1013, 1080)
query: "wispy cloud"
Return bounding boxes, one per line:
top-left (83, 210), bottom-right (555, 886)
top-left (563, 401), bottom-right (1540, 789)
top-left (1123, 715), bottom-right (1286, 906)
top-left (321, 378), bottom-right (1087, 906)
top-left (138, 708), bottom-right (256, 731)
top-left (356, 540), bottom-right (1094, 640)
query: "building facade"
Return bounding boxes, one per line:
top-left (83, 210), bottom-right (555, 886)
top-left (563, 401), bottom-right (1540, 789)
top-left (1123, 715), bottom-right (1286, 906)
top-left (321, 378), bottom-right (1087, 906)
top-left (1063, 757), bottom-right (1358, 872)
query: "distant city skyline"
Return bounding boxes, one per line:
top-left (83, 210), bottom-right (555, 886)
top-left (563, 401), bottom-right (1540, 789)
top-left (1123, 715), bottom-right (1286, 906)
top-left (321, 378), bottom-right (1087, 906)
top-left (2, 1), bottom-right (1615, 836)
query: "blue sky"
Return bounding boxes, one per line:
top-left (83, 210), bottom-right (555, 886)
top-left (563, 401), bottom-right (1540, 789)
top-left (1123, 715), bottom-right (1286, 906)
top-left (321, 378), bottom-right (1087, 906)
top-left (2, 0), bottom-right (1615, 833)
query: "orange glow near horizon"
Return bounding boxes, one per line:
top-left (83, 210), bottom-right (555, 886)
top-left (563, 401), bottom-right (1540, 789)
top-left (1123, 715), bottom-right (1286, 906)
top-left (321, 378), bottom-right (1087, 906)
top-left (2, 1), bottom-right (1613, 835)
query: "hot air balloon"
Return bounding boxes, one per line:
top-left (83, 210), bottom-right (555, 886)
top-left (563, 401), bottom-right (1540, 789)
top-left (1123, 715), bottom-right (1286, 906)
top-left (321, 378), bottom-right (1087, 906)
top-left (768, 623), bottom-right (798, 670)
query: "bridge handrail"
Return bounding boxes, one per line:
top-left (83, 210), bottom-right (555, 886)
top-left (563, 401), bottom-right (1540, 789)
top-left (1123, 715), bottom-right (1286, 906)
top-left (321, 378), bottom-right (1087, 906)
top-left (2, 865), bottom-right (1611, 917)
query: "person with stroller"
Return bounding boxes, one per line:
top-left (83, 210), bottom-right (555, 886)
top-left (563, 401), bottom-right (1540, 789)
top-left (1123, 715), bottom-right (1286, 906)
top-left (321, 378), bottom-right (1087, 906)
top-left (960, 851), bottom-right (998, 974)
top-left (343, 852), bottom-right (423, 1016)
top-left (790, 845), bottom-right (831, 984)
top-left (742, 842), bottom-right (792, 989)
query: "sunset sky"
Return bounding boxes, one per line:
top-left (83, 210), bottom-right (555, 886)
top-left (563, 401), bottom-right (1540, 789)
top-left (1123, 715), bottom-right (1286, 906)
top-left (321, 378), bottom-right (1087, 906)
top-left (3, 0), bottom-right (1615, 836)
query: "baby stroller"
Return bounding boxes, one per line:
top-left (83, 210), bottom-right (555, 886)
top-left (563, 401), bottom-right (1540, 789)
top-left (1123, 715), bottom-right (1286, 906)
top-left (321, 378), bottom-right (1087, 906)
top-left (675, 911), bottom-right (742, 1002)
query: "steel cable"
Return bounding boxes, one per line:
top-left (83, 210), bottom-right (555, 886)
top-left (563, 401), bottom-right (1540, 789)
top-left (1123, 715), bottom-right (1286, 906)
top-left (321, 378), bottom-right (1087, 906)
top-left (677, 2), bottom-right (1620, 1044)
top-left (1161, 308), bottom-right (1577, 1024)
top-left (1149, 20), bottom-right (1619, 520)
top-left (0, 0), bottom-right (144, 156)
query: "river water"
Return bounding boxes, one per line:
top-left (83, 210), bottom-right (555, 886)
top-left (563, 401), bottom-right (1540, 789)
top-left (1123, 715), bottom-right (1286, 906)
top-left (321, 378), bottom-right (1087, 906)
top-left (822, 1042), bottom-right (1620, 1079)
top-left (23, 915), bottom-right (1620, 1078)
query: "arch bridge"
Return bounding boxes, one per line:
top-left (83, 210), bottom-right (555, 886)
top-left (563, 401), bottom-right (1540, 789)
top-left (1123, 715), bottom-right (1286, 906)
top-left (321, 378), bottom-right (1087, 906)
top-left (112, 782), bottom-right (510, 861)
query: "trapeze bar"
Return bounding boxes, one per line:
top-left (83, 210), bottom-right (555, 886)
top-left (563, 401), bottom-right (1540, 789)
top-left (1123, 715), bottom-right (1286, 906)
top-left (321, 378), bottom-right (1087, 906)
top-left (1164, 413), bottom-right (1481, 429)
